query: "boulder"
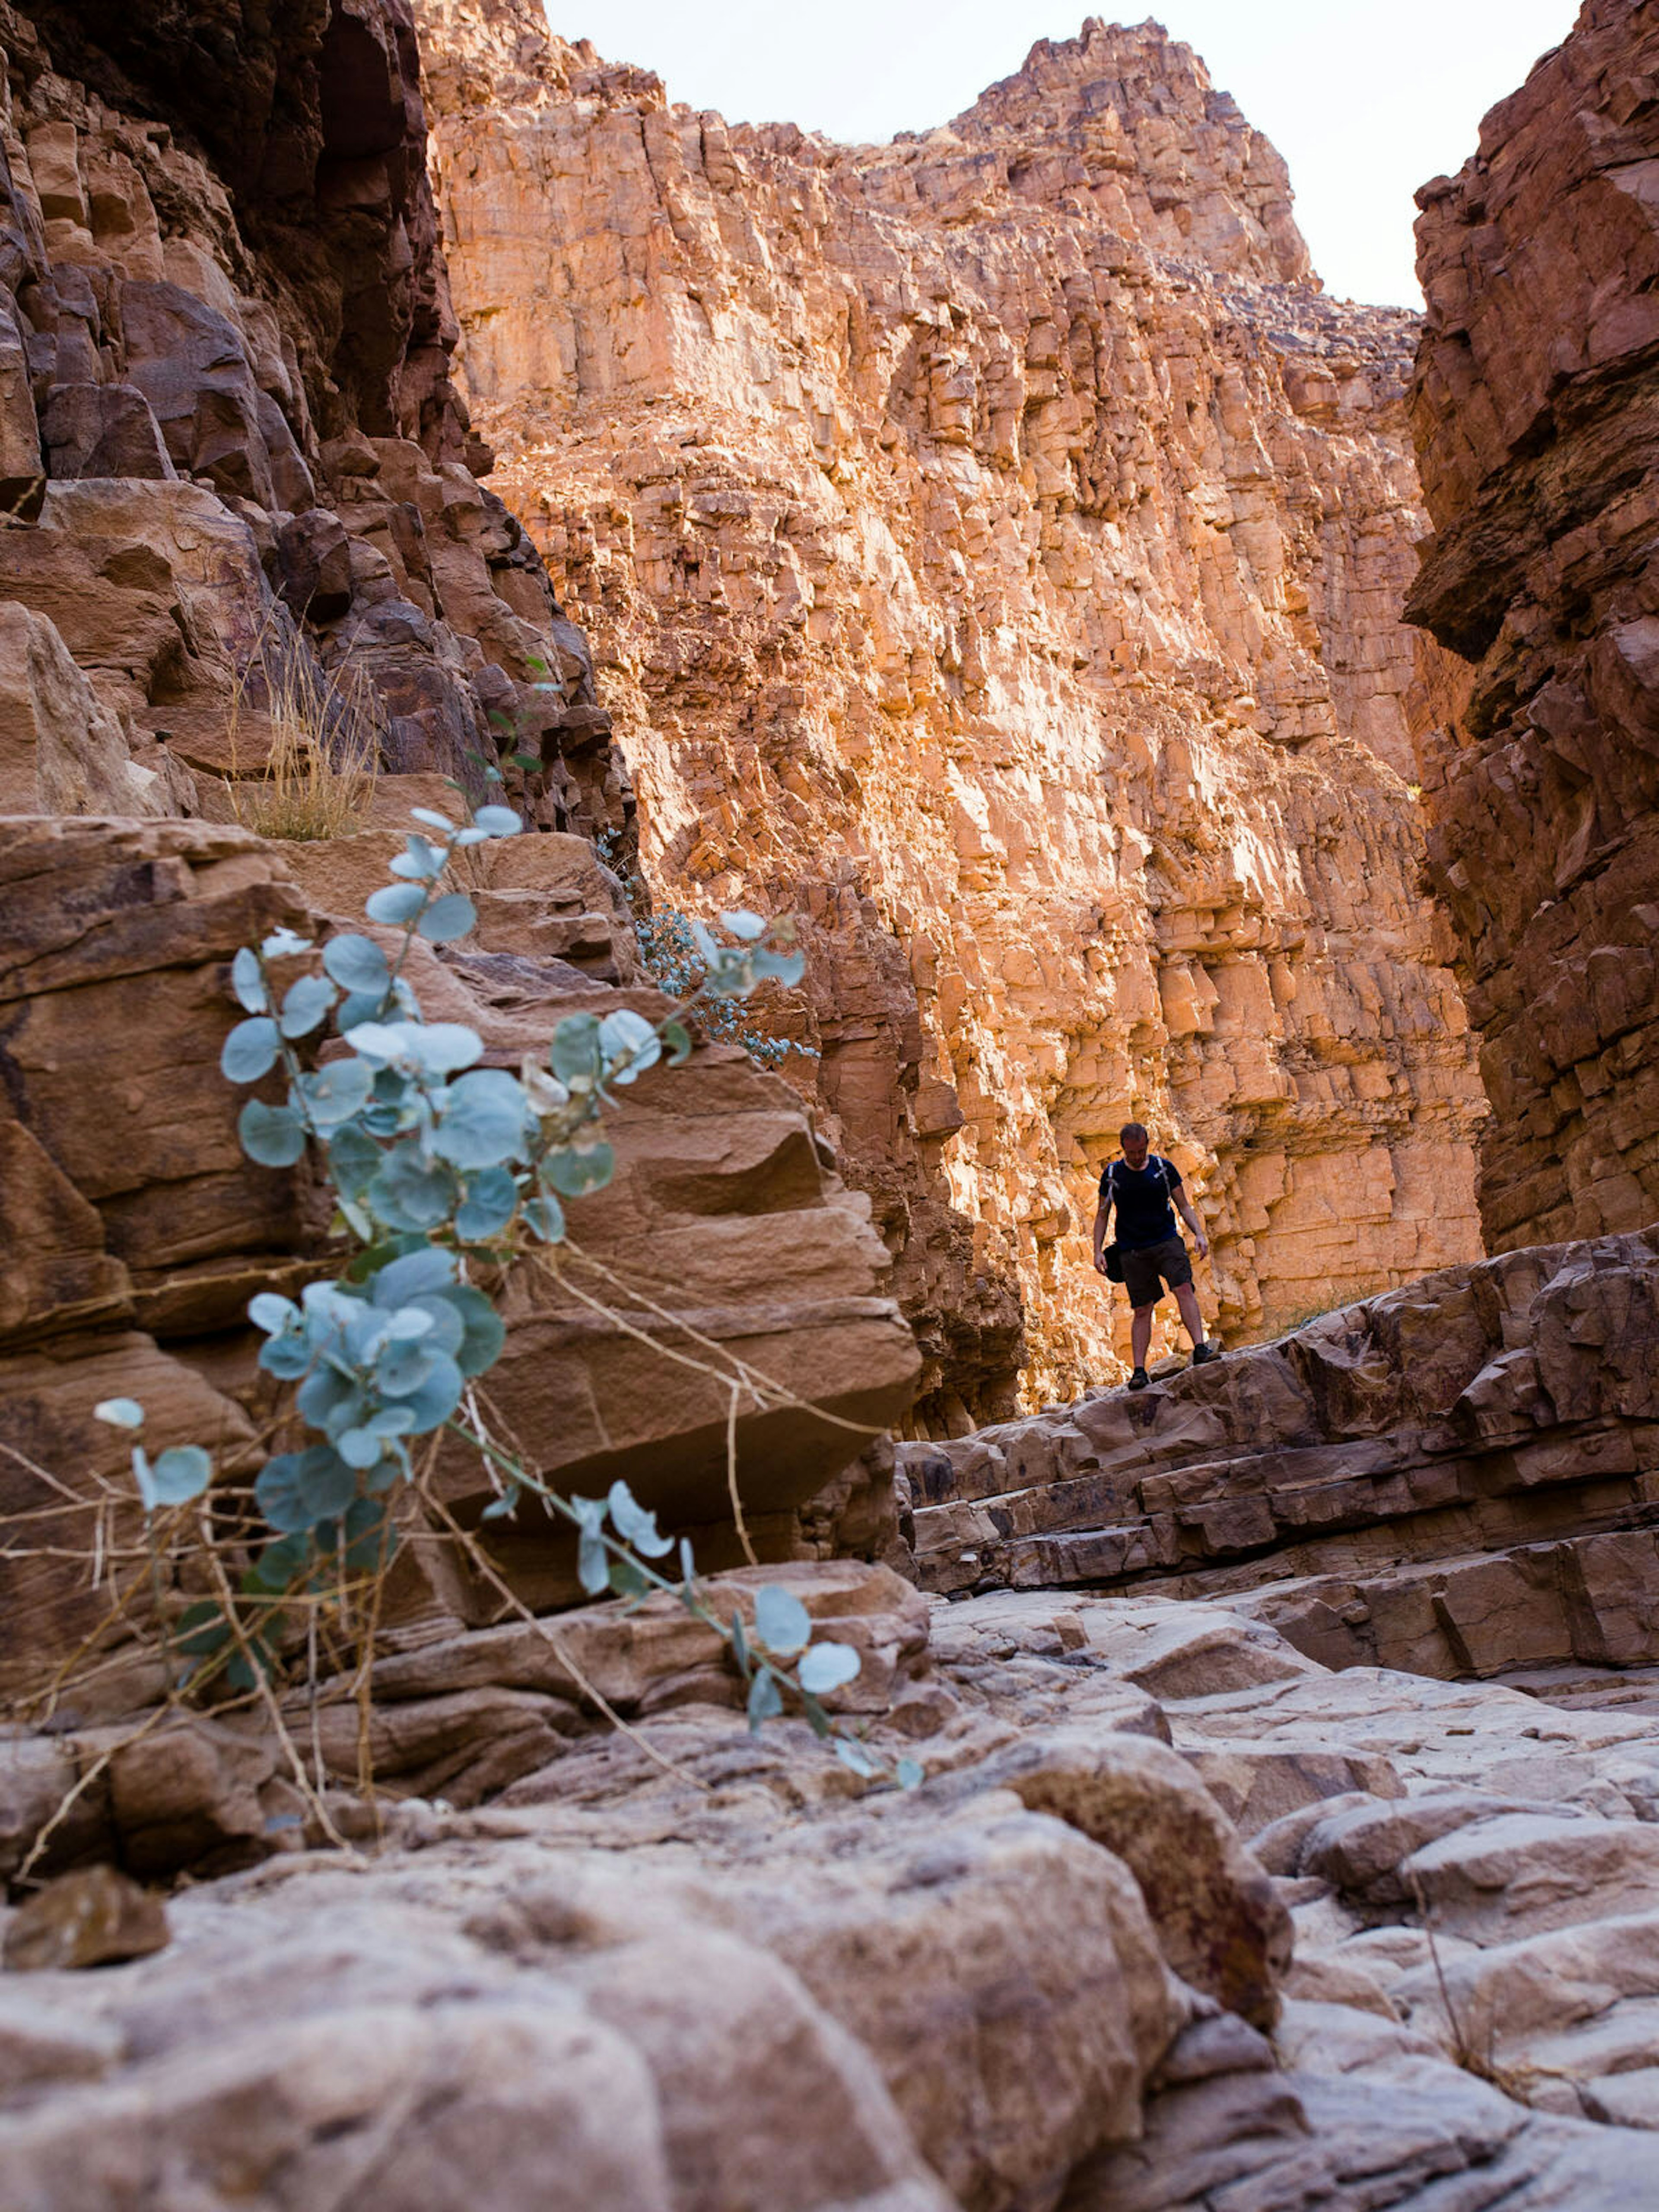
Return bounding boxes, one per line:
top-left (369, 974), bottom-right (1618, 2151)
top-left (2, 1866), bottom-right (169, 1971)
top-left (118, 280), bottom-right (281, 510)
top-left (1298, 1790), bottom-right (1578, 1904)
top-left (973, 1728), bottom-right (1291, 2027)
top-left (273, 511), bottom-right (354, 623)
top-left (0, 1786), bottom-right (1177, 2212)
top-left (39, 383), bottom-right (175, 482)
top-left (0, 600), bottom-right (162, 814)
top-left (1399, 1813), bottom-right (1659, 1942)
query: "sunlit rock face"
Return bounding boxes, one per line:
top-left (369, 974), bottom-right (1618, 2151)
top-left (1408, 0), bottom-right (1659, 1256)
top-left (418, 0), bottom-right (1487, 1416)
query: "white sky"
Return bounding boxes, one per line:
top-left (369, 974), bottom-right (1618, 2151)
top-left (546, 1), bottom-right (1580, 305)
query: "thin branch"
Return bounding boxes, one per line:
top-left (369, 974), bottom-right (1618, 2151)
top-left (14, 1702), bottom-right (171, 1888)
top-left (194, 1503), bottom-right (358, 1859)
top-left (726, 1380), bottom-right (758, 1568)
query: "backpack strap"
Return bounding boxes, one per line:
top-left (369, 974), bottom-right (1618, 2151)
top-left (1108, 1154), bottom-right (1176, 1201)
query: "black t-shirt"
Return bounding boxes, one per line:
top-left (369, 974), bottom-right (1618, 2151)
top-left (1099, 1154), bottom-right (1183, 1249)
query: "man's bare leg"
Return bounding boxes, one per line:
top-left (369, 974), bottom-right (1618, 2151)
top-left (1173, 1280), bottom-right (1206, 1349)
top-left (1131, 1302), bottom-right (1156, 1369)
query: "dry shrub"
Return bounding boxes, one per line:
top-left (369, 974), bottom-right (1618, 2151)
top-left (228, 614), bottom-right (383, 841)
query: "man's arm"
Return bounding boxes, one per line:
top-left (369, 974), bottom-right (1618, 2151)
top-left (1091, 1191), bottom-right (1112, 1274)
top-left (1172, 1180), bottom-right (1209, 1259)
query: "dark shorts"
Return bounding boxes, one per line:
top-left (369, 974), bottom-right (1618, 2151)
top-left (1122, 1235), bottom-right (1192, 1309)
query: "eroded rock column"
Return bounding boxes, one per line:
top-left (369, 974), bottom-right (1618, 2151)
top-left (1408, 0), bottom-right (1659, 1250)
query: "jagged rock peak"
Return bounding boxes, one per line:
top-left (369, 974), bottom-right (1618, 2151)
top-left (416, 0), bottom-right (1486, 1413)
top-left (426, 1), bottom-right (1310, 288)
top-left (416, 0), bottom-right (665, 116)
top-left (945, 16), bottom-right (1314, 286)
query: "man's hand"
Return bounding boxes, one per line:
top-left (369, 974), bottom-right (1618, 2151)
top-left (1092, 1249), bottom-right (1109, 1276)
top-left (1176, 1196), bottom-right (1209, 1262)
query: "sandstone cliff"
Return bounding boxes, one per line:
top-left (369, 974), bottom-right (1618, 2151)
top-left (418, 0), bottom-right (1490, 1416)
top-left (1408, 0), bottom-right (1659, 1257)
top-left (0, 0), bottom-right (920, 1653)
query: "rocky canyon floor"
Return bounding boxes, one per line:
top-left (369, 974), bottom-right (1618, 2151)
top-left (7, 1539), bottom-right (1659, 2207)
top-left (6, 1229), bottom-right (1659, 2207)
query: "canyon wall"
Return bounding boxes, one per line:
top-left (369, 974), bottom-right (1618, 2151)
top-left (417, 0), bottom-right (1489, 1417)
top-left (1408, 0), bottom-right (1659, 1253)
top-left (10, 19), bottom-right (1659, 2204)
top-left (0, 0), bottom-right (628, 836)
top-left (0, 0), bottom-right (920, 1685)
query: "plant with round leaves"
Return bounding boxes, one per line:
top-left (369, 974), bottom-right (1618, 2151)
top-left (594, 834), bottom-right (815, 1071)
top-left (93, 1398), bottom-right (212, 1515)
top-left (91, 797), bottom-right (917, 1788)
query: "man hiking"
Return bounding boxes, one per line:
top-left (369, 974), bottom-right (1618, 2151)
top-left (1092, 1122), bottom-right (1219, 1390)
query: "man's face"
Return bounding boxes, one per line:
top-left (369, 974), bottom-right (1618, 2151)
top-left (1121, 1131), bottom-right (1149, 1170)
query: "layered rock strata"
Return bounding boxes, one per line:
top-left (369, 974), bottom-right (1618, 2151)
top-left (0, 813), bottom-right (919, 1710)
top-left (419, 0), bottom-right (1489, 1411)
top-left (1408, 0), bottom-right (1659, 1251)
top-left (896, 1228), bottom-right (1659, 1683)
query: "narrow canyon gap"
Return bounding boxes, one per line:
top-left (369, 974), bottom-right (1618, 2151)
top-left (417, 0), bottom-right (1490, 1422)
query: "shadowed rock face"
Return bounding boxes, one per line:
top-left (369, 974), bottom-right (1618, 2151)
top-left (1408, 0), bottom-right (1659, 1252)
top-left (0, 0), bottom-right (924, 1708)
top-left (0, 813), bottom-right (920, 1710)
top-left (416, 0), bottom-right (1489, 1417)
top-left (23, 0), bottom-right (453, 452)
top-left (0, 0), bottom-right (629, 830)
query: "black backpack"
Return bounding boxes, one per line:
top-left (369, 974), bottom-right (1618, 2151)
top-left (1101, 1154), bottom-right (1174, 1282)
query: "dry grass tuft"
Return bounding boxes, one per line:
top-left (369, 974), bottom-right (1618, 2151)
top-left (228, 615), bottom-right (383, 841)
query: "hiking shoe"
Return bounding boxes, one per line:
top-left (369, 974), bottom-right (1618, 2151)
top-left (1127, 1366), bottom-right (1150, 1391)
top-left (1190, 1341), bottom-right (1220, 1367)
